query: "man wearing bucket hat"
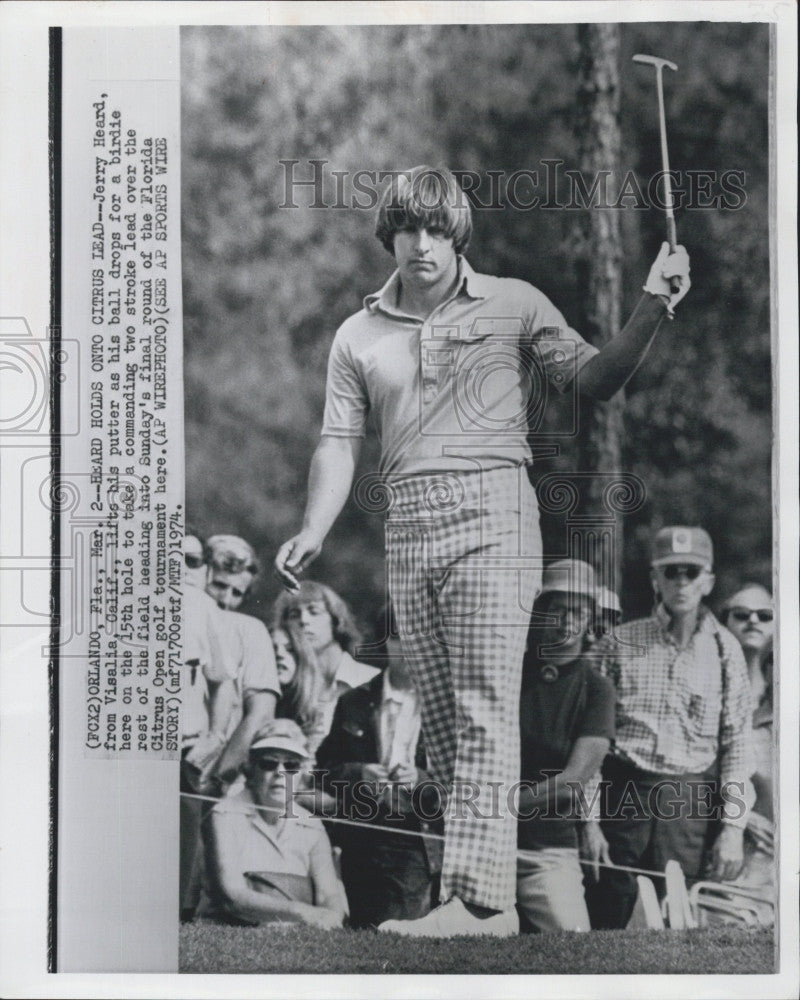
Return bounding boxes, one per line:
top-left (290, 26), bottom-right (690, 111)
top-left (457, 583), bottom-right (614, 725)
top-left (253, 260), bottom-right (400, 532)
top-left (586, 527), bottom-right (751, 929)
top-left (515, 559), bottom-right (616, 932)
top-left (202, 719), bottom-right (347, 927)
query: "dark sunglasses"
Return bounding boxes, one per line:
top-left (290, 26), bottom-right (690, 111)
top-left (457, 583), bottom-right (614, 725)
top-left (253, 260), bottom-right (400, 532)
top-left (663, 564), bottom-right (703, 581)
top-left (184, 553), bottom-right (205, 569)
top-left (729, 608), bottom-right (773, 624)
top-left (255, 757), bottom-right (302, 774)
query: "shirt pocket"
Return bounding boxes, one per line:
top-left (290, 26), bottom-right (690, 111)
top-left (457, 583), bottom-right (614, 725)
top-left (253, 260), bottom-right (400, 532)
top-left (685, 675), bottom-right (721, 739)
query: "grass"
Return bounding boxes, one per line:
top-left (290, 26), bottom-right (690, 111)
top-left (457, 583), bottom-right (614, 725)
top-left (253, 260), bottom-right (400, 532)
top-left (180, 922), bottom-right (774, 975)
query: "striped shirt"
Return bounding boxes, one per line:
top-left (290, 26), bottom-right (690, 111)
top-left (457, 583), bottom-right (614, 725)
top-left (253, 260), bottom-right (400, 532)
top-left (594, 605), bottom-right (751, 826)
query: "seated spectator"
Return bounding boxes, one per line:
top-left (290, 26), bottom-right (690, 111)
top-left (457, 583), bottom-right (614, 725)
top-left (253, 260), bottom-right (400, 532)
top-left (516, 559), bottom-right (615, 933)
top-left (205, 533), bottom-right (260, 611)
top-left (180, 585), bottom-right (237, 920)
top-left (272, 581), bottom-right (378, 748)
top-left (202, 719), bottom-right (347, 928)
top-left (317, 604), bottom-right (443, 929)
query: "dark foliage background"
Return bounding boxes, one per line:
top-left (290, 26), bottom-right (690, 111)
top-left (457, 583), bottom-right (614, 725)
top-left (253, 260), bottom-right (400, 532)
top-left (181, 22), bottom-right (771, 633)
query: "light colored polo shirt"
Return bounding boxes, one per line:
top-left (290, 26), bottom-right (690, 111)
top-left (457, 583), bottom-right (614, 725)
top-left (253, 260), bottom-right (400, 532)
top-left (183, 586), bottom-right (238, 743)
top-left (321, 257), bottom-right (598, 476)
top-left (205, 790), bottom-right (339, 918)
top-left (223, 611), bottom-right (281, 739)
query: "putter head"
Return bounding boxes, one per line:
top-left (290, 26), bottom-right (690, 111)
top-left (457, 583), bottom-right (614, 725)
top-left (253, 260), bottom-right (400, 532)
top-left (633, 53), bottom-right (678, 72)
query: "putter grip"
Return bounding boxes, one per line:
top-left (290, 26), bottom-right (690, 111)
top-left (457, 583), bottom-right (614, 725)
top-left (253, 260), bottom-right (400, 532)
top-left (666, 216), bottom-right (680, 294)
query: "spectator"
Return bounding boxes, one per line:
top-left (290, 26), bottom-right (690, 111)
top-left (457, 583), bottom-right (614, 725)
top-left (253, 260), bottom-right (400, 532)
top-left (719, 584), bottom-right (774, 709)
top-left (204, 535), bottom-right (280, 787)
top-left (317, 605), bottom-right (443, 928)
top-left (184, 524), bottom-right (209, 589)
top-left (271, 625), bottom-right (326, 755)
top-left (720, 585), bottom-right (775, 909)
top-left (202, 720), bottom-right (348, 927)
top-left (273, 581), bottom-right (379, 747)
top-left (586, 527), bottom-right (752, 929)
top-left (180, 585), bottom-right (237, 920)
top-left (515, 560), bottom-right (615, 933)
top-left (205, 533), bottom-right (260, 611)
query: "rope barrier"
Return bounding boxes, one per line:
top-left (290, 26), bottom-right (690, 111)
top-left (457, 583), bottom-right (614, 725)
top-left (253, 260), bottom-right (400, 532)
top-left (180, 790), bottom-right (668, 879)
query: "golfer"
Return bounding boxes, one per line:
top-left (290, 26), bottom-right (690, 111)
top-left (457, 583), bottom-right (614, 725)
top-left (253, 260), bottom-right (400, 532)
top-left (275, 165), bottom-right (690, 937)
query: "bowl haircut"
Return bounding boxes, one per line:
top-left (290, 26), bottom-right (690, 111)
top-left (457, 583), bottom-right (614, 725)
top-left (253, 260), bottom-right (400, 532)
top-left (374, 164), bottom-right (473, 255)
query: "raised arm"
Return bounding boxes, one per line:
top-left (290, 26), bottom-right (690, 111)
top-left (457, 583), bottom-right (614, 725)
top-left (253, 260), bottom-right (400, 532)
top-left (578, 243), bottom-right (690, 401)
top-left (274, 435), bottom-right (362, 591)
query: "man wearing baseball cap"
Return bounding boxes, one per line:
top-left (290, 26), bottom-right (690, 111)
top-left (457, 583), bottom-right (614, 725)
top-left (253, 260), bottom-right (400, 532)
top-left (586, 527), bottom-right (751, 929)
top-left (202, 720), bottom-right (347, 927)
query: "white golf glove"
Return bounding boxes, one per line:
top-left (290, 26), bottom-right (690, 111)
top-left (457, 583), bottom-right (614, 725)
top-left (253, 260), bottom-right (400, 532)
top-left (643, 242), bottom-right (691, 317)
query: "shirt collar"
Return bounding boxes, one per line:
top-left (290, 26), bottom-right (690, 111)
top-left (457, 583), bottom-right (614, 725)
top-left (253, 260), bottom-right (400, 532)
top-left (382, 669), bottom-right (416, 706)
top-left (654, 602), bottom-right (717, 640)
top-left (363, 256), bottom-right (490, 315)
top-left (334, 651), bottom-right (376, 690)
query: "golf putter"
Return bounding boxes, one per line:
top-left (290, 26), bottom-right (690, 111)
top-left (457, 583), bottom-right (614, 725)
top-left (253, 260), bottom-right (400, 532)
top-left (633, 54), bottom-right (681, 293)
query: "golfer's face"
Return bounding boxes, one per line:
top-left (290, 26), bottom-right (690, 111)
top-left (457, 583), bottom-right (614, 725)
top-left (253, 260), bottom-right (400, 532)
top-left (205, 567), bottom-right (253, 610)
top-left (393, 226), bottom-right (457, 286)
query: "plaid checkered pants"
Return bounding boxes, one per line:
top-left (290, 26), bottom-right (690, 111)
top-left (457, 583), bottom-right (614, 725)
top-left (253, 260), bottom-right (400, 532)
top-left (385, 466), bottom-right (541, 910)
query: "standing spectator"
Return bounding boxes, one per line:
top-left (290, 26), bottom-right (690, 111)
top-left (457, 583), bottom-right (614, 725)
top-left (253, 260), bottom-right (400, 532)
top-left (275, 164), bottom-right (689, 936)
top-left (586, 527), bottom-right (752, 929)
top-left (720, 586), bottom-right (775, 905)
top-left (205, 533), bottom-right (260, 611)
top-left (271, 625), bottom-right (325, 752)
top-left (719, 584), bottom-right (774, 710)
top-left (204, 535), bottom-right (280, 787)
top-left (202, 720), bottom-right (348, 928)
top-left (184, 524), bottom-right (209, 589)
top-left (272, 581), bottom-right (378, 752)
top-left (180, 585), bottom-right (237, 920)
top-left (317, 605), bottom-right (443, 928)
top-left (515, 560), bottom-right (615, 933)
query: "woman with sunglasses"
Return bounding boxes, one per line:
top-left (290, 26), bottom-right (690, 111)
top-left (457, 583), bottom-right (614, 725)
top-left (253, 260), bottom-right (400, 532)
top-left (201, 719), bottom-right (347, 928)
top-left (586, 526), bottom-right (752, 930)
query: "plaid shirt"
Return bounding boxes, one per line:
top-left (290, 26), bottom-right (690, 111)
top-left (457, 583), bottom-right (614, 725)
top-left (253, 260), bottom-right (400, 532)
top-left (595, 604), bottom-right (751, 826)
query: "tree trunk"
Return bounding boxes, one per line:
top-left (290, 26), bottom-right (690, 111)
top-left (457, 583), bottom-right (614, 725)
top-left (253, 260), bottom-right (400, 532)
top-left (574, 24), bottom-right (625, 594)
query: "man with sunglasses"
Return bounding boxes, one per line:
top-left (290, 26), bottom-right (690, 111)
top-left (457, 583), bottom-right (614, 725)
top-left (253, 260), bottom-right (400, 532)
top-left (586, 526), bottom-right (751, 929)
top-left (202, 719), bottom-right (347, 927)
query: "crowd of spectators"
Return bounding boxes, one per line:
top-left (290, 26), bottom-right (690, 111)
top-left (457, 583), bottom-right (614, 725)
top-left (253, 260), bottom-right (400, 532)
top-left (180, 523), bottom-right (775, 934)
